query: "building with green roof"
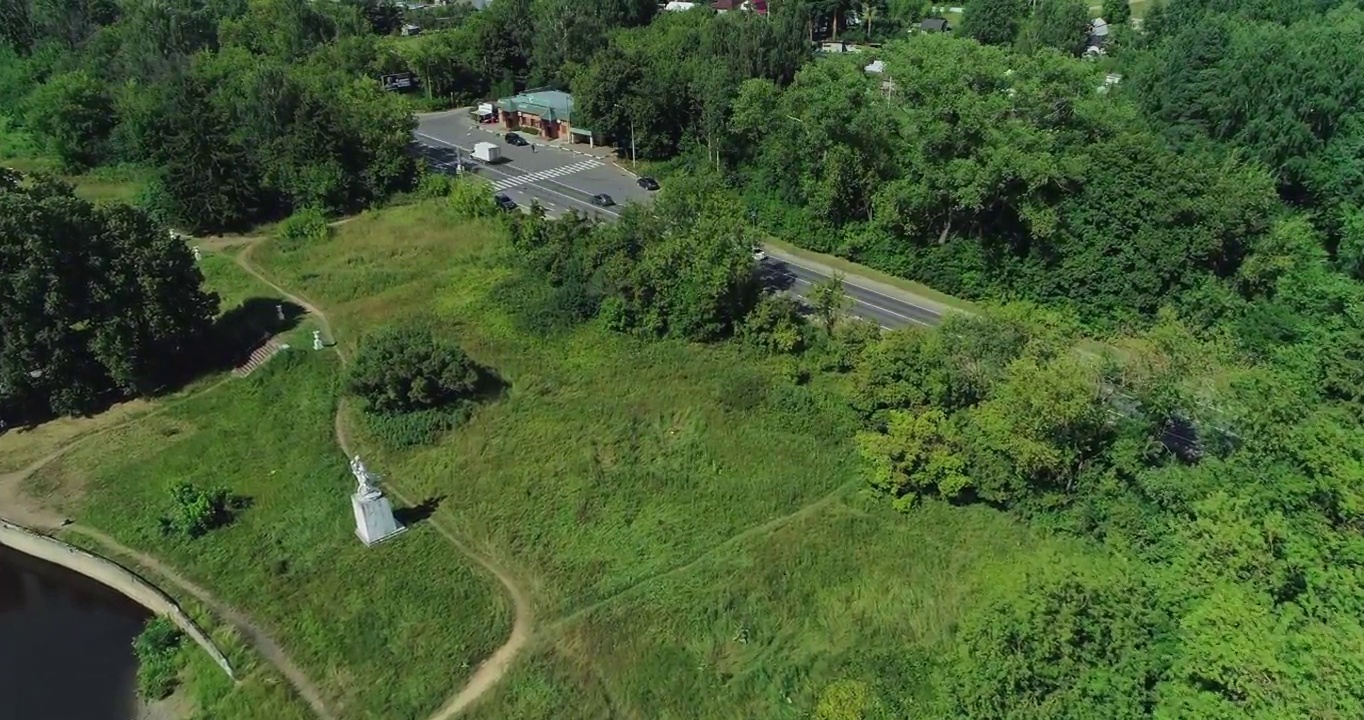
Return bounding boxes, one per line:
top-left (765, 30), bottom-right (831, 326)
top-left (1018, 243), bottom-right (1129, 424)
top-left (495, 89), bottom-right (597, 145)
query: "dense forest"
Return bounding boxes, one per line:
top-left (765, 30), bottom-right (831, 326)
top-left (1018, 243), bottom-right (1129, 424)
top-left (7, 0), bottom-right (1364, 717)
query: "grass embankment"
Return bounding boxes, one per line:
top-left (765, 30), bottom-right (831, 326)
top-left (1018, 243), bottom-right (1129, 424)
top-left (0, 249), bottom-right (270, 476)
top-left (23, 250), bottom-right (511, 719)
top-left (254, 200), bottom-right (1100, 716)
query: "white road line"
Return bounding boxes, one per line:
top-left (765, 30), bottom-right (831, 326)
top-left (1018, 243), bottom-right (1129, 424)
top-left (489, 160), bottom-right (604, 190)
top-left (787, 275), bottom-right (931, 327)
top-left (415, 132), bottom-right (622, 217)
top-left (780, 253), bottom-right (949, 320)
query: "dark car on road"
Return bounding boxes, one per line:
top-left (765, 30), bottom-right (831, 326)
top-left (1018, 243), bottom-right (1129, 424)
top-left (590, 193), bottom-right (615, 207)
top-left (494, 193), bottom-right (518, 211)
top-left (637, 176), bottom-right (660, 191)
top-left (504, 132), bottom-right (529, 147)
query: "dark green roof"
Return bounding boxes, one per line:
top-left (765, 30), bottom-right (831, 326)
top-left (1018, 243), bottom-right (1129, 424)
top-left (496, 90), bottom-right (574, 123)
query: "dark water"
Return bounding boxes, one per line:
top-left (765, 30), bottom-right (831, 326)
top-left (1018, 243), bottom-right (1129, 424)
top-left (0, 545), bottom-right (148, 720)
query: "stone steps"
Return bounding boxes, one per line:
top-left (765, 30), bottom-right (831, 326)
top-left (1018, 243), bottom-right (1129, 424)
top-left (232, 338), bottom-right (285, 378)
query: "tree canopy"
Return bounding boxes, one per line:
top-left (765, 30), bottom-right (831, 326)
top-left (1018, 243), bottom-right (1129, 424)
top-left (0, 172), bottom-right (217, 420)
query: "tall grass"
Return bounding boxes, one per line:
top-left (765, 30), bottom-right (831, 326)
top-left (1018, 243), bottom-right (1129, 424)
top-left (254, 200), bottom-right (1103, 717)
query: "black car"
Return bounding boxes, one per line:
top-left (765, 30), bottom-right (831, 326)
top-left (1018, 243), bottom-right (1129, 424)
top-left (494, 193), bottom-right (518, 211)
top-left (505, 132), bottom-right (529, 147)
top-left (637, 176), bottom-right (660, 191)
top-left (590, 193), bottom-right (615, 207)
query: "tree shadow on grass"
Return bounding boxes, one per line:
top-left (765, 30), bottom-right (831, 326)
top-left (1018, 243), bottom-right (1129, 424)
top-left (206, 298), bottom-right (308, 372)
top-left (394, 495), bottom-right (446, 527)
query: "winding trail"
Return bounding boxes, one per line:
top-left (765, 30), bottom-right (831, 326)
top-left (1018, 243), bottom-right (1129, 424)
top-left (0, 381), bottom-right (336, 720)
top-left (234, 241), bottom-right (535, 719)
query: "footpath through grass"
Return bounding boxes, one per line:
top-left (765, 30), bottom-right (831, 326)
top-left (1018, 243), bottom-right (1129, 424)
top-left (256, 200), bottom-right (1100, 716)
top-left (21, 251), bottom-right (511, 720)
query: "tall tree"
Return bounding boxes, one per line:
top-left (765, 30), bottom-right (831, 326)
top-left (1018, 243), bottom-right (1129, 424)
top-left (960, 0), bottom-right (1028, 45)
top-left (0, 173), bottom-right (216, 420)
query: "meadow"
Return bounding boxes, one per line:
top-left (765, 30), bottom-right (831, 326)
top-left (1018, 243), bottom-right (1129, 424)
top-left (254, 200), bottom-right (1101, 716)
top-left (7, 195), bottom-right (1107, 719)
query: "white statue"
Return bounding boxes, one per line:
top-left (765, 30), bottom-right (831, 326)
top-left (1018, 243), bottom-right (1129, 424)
top-left (350, 455), bottom-right (381, 498)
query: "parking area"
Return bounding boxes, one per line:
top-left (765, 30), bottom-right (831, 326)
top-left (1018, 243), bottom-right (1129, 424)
top-left (414, 110), bottom-right (655, 219)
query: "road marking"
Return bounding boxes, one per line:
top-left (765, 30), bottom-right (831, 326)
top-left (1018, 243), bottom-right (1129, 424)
top-left (489, 160), bottom-right (603, 190)
top-left (777, 255), bottom-right (944, 325)
top-left (786, 275), bottom-right (932, 327)
top-left (414, 133), bottom-right (622, 218)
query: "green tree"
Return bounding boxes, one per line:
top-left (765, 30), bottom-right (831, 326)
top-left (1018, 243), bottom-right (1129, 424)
top-left (0, 173), bottom-right (217, 420)
top-left (1018, 0), bottom-right (1092, 56)
top-left (23, 70), bottom-right (115, 169)
top-left (966, 354), bottom-right (1110, 502)
top-left (946, 558), bottom-right (1173, 719)
top-left (858, 407), bottom-right (969, 509)
top-left (960, 0), bottom-right (1028, 45)
top-left (1103, 0), bottom-right (1131, 24)
top-left (810, 273), bottom-right (853, 334)
top-left (740, 292), bottom-right (807, 354)
top-left (348, 323), bottom-right (481, 414)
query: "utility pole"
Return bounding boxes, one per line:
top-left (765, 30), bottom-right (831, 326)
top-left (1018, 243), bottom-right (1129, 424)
top-left (630, 118), bottom-right (637, 168)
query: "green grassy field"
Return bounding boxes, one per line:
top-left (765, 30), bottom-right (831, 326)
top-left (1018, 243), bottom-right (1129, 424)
top-left (19, 245), bottom-right (511, 720)
top-left (31, 350), bottom-right (511, 719)
top-left (252, 200), bottom-right (1101, 716)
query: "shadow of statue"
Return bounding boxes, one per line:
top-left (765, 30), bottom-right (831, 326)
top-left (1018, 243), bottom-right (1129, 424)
top-left (394, 495), bottom-right (446, 526)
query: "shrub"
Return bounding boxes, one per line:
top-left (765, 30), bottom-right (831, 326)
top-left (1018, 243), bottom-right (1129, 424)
top-left (448, 178), bottom-right (498, 219)
top-left (490, 273), bottom-right (601, 335)
top-left (415, 166), bottom-right (457, 199)
top-left (160, 482), bottom-right (235, 538)
top-left (348, 322), bottom-right (480, 414)
top-left (276, 206), bottom-right (332, 246)
top-left (739, 293), bottom-right (807, 354)
top-left (132, 616), bottom-right (183, 700)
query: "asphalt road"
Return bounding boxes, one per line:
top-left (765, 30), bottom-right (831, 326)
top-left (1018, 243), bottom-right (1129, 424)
top-left (415, 113), bottom-right (652, 219)
top-left (413, 112), bottom-right (945, 331)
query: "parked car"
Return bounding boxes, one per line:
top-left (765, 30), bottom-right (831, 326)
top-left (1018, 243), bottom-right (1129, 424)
top-left (494, 194), bottom-right (518, 211)
top-left (590, 193), bottom-right (615, 207)
top-left (637, 176), bottom-right (660, 191)
top-left (752, 245), bottom-right (768, 261)
top-left (504, 132), bottom-right (529, 147)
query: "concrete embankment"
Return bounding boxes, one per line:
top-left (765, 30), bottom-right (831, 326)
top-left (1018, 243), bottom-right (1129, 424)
top-left (0, 518), bottom-right (235, 681)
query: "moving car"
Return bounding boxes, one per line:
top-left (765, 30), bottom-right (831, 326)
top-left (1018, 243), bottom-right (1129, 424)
top-left (637, 176), bottom-right (660, 191)
top-left (504, 132), bottom-right (529, 147)
top-left (590, 193), bottom-right (615, 207)
top-left (494, 194), bottom-right (518, 211)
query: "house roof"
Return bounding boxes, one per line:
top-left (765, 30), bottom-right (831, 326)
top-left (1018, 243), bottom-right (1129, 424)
top-left (922, 17), bottom-right (949, 31)
top-left (496, 90), bottom-right (574, 122)
top-left (712, 0), bottom-right (739, 9)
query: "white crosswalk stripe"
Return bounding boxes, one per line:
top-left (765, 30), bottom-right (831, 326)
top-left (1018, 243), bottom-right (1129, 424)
top-left (490, 160), bottom-right (603, 191)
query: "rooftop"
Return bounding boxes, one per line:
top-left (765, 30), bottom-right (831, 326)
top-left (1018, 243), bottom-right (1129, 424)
top-left (496, 89), bottom-right (574, 122)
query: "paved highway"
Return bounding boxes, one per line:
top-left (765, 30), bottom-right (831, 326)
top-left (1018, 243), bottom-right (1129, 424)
top-left (413, 113), bottom-right (947, 331)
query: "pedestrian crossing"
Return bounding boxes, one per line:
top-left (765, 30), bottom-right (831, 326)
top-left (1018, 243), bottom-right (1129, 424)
top-left (490, 160), bottom-right (603, 191)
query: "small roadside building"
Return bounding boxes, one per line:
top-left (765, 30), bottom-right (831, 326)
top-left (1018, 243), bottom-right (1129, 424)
top-left (495, 89), bottom-right (597, 145)
top-left (921, 17), bottom-right (951, 32)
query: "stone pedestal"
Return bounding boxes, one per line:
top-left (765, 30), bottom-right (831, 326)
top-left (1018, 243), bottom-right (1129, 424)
top-left (352, 491), bottom-right (406, 546)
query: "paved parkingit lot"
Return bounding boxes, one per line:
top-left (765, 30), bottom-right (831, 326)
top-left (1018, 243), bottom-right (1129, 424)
top-left (414, 110), bottom-right (654, 219)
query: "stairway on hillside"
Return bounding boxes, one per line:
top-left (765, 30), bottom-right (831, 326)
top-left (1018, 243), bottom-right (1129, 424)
top-left (232, 338), bottom-right (286, 378)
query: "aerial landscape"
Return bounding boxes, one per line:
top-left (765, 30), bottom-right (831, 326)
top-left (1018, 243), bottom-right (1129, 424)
top-left (3, 0), bottom-right (1364, 718)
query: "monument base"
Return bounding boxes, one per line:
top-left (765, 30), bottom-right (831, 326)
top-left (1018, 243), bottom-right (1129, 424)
top-left (352, 492), bottom-right (406, 547)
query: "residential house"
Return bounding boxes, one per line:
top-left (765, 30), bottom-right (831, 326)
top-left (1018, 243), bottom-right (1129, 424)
top-left (921, 17), bottom-right (950, 32)
top-left (1085, 18), bottom-right (1109, 55)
